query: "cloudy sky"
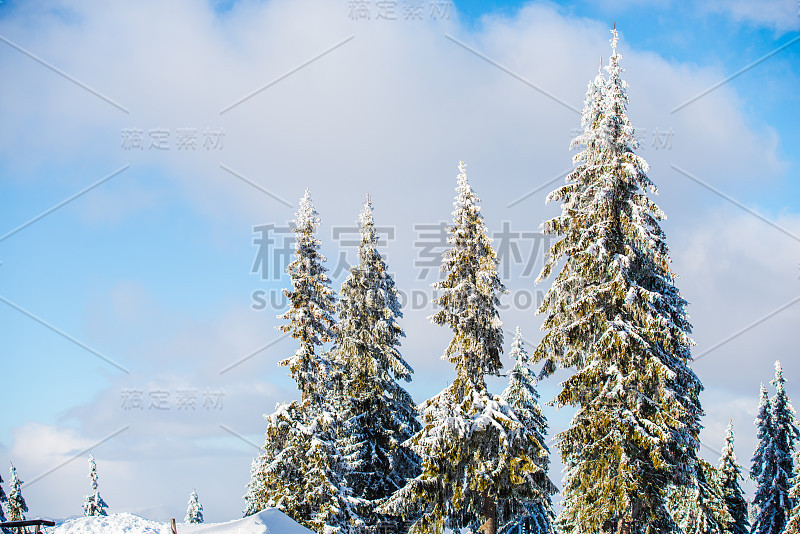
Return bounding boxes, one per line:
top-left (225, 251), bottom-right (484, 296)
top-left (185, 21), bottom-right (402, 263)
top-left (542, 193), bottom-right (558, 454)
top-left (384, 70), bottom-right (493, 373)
top-left (1, 0), bottom-right (799, 524)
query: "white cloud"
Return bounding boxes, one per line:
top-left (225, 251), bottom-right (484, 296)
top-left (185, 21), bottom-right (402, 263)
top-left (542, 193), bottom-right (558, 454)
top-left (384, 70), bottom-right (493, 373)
top-left (702, 0), bottom-right (800, 33)
top-left (1, 0), bottom-right (797, 523)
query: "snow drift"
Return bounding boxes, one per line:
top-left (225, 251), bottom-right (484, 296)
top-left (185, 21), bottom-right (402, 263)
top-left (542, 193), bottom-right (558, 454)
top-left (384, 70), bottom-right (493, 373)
top-left (53, 509), bottom-right (313, 534)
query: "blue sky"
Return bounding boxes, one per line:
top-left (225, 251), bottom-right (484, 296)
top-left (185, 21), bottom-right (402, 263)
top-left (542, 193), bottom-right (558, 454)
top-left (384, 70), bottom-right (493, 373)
top-left (1, 0), bottom-right (799, 523)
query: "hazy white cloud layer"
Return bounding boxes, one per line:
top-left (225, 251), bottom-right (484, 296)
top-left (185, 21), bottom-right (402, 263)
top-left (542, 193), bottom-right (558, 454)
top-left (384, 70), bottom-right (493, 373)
top-left (703, 0), bottom-right (800, 33)
top-left (1, 0), bottom-right (797, 523)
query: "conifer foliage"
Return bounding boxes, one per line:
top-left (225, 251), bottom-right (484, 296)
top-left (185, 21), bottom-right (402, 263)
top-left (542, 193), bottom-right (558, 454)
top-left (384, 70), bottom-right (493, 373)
top-left (185, 489), bottom-right (204, 524)
top-left (751, 384), bottom-right (773, 492)
top-left (0, 473), bottom-right (8, 532)
top-left (787, 448), bottom-right (800, 534)
top-left (245, 402), bottom-right (355, 532)
top-left (751, 361), bottom-right (798, 534)
top-left (380, 163), bottom-right (553, 534)
top-left (533, 29), bottom-right (703, 534)
top-left (83, 454), bottom-right (108, 517)
top-left (245, 190), bottom-right (359, 534)
top-left (717, 422), bottom-right (749, 534)
top-left (668, 458), bottom-right (731, 534)
top-left (499, 327), bottom-right (556, 534)
top-left (279, 189), bottom-right (337, 404)
top-left (334, 197), bottom-right (421, 524)
top-left (6, 464), bottom-right (27, 522)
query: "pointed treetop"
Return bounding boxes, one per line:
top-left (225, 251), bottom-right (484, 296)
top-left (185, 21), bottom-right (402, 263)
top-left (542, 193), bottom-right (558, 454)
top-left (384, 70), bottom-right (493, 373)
top-left (296, 188), bottom-right (319, 231)
top-left (773, 360), bottom-right (786, 390)
top-left (610, 27), bottom-right (620, 58)
top-left (453, 160), bottom-right (483, 221)
top-left (510, 326), bottom-right (530, 367)
top-left (720, 419), bottom-right (736, 456)
top-left (457, 159), bottom-right (468, 183)
top-left (360, 193), bottom-right (375, 231)
top-left (721, 420), bottom-right (737, 462)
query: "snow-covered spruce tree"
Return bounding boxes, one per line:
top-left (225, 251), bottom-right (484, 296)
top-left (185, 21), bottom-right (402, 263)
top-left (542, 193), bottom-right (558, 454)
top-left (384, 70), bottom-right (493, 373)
top-left (83, 454), bottom-right (108, 517)
top-left (243, 448), bottom-right (271, 517)
top-left (751, 384), bottom-right (774, 493)
top-left (0, 473), bottom-right (9, 533)
top-left (533, 29), bottom-right (703, 534)
top-left (498, 327), bottom-right (556, 534)
top-left (718, 422), bottom-right (749, 534)
top-left (185, 489), bottom-right (204, 524)
top-left (249, 402), bottom-right (360, 533)
top-left (787, 448), bottom-right (800, 534)
top-left (6, 464), bottom-right (27, 522)
top-left (379, 163), bottom-right (553, 534)
top-left (751, 361), bottom-right (799, 534)
top-left (244, 402), bottom-right (303, 517)
top-left (278, 189), bottom-right (337, 404)
top-left (668, 458), bottom-right (732, 534)
top-left (333, 196), bottom-right (421, 525)
top-left (245, 190), bottom-right (359, 534)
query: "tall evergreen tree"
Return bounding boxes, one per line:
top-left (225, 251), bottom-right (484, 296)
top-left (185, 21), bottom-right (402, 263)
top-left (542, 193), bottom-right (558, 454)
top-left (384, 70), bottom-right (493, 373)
top-left (668, 459), bottom-right (732, 534)
top-left (498, 327), bottom-right (556, 534)
top-left (786, 448), bottom-right (800, 534)
top-left (6, 465), bottom-right (27, 522)
top-left (380, 163), bottom-right (553, 534)
top-left (83, 454), bottom-right (108, 517)
top-left (334, 196), bottom-right (421, 526)
top-left (533, 29), bottom-right (703, 534)
top-left (0, 473), bottom-right (9, 533)
top-left (278, 189), bottom-right (337, 404)
top-left (244, 402), bottom-right (305, 517)
top-left (752, 361), bottom-right (798, 534)
top-left (185, 489), bottom-right (204, 524)
top-left (245, 191), bottom-right (359, 534)
top-left (751, 384), bottom-right (774, 489)
top-left (718, 422), bottom-right (750, 534)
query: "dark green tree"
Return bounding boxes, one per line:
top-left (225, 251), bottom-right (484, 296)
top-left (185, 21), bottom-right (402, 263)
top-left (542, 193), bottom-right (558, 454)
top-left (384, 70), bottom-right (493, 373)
top-left (380, 163), bottom-right (552, 534)
top-left (751, 362), bottom-right (798, 534)
top-left (333, 196), bottom-right (420, 526)
top-left (534, 29), bottom-right (703, 534)
top-left (244, 191), bottom-right (359, 533)
top-left (718, 422), bottom-right (749, 534)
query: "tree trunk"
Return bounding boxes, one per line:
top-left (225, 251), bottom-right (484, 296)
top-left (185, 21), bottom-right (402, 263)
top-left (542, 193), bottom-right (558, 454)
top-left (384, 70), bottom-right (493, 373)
top-left (479, 492), bottom-right (497, 534)
top-left (615, 516), bottom-right (629, 534)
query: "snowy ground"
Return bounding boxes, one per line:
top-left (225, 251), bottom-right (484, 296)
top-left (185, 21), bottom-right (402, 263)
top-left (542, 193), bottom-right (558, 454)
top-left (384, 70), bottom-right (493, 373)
top-left (52, 509), bottom-right (313, 534)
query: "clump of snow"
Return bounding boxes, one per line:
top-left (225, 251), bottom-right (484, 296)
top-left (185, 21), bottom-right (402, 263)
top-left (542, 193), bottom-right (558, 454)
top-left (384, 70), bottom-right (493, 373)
top-left (182, 509), bottom-right (313, 533)
top-left (53, 509), bottom-right (313, 534)
top-left (55, 512), bottom-right (167, 533)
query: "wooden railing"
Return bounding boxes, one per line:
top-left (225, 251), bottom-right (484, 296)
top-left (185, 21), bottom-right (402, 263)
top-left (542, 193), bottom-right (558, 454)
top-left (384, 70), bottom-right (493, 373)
top-left (0, 519), bottom-right (56, 534)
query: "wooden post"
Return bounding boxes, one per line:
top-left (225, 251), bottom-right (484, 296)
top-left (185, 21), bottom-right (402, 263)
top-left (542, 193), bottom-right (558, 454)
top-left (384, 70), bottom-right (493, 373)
top-left (170, 518), bottom-right (178, 534)
top-left (478, 492), bottom-right (497, 534)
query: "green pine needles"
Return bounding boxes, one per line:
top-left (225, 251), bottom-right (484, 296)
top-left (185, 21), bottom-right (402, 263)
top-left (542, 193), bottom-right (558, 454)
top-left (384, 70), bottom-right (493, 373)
top-left (380, 163), bottom-right (554, 534)
top-left (534, 29), bottom-right (703, 534)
